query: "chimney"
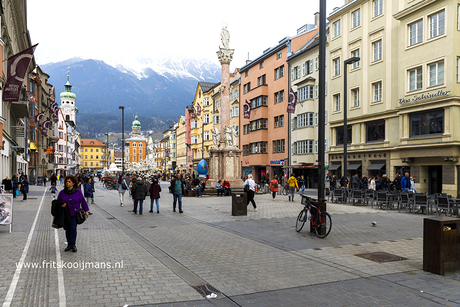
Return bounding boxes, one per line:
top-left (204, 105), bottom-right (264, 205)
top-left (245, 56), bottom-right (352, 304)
top-left (246, 52), bottom-right (251, 64)
top-left (314, 12), bottom-right (320, 27)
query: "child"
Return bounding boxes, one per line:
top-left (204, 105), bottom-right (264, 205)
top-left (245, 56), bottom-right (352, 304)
top-left (49, 183), bottom-right (58, 199)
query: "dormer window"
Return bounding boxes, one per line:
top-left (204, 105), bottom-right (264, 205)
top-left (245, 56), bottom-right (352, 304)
top-left (90, 141), bottom-right (94, 144)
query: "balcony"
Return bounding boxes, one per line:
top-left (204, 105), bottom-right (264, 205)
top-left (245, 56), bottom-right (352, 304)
top-left (11, 100), bottom-right (29, 118)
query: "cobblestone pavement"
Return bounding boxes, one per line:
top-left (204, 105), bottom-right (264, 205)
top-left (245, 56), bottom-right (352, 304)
top-left (0, 181), bottom-right (459, 307)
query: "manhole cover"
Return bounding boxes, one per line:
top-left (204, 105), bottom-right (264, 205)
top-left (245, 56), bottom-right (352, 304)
top-left (192, 284), bottom-right (220, 297)
top-left (355, 251), bottom-right (407, 263)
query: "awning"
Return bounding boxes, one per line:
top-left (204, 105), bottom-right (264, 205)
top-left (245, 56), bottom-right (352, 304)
top-left (328, 163), bottom-right (341, 171)
top-left (347, 163), bottom-right (362, 171)
top-left (283, 165), bottom-right (316, 169)
top-left (367, 162), bottom-right (386, 171)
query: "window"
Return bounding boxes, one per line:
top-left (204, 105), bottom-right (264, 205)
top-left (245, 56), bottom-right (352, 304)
top-left (372, 40), bottom-right (382, 62)
top-left (191, 135), bottom-right (197, 144)
top-left (90, 149), bottom-right (93, 152)
top-left (204, 98), bottom-right (210, 106)
top-left (215, 99), bottom-right (221, 108)
top-left (291, 66), bottom-right (301, 81)
top-left (191, 120), bottom-right (197, 129)
top-left (372, 81), bottom-right (382, 102)
top-left (84, 162), bottom-right (87, 166)
top-left (306, 60), bottom-right (313, 74)
top-left (90, 162), bottom-right (93, 166)
top-left (280, 66), bottom-right (284, 78)
top-left (366, 120), bottom-right (385, 142)
top-left (352, 88), bottom-right (360, 107)
top-left (257, 74), bottom-right (266, 86)
top-left (96, 155), bottom-right (98, 159)
top-left (333, 20), bottom-right (341, 37)
top-left (243, 83), bottom-right (251, 94)
top-left (373, 0), bottom-right (383, 17)
top-left (59, 132), bottom-right (63, 139)
top-left (336, 125), bottom-right (352, 145)
top-left (333, 58), bottom-right (340, 76)
top-left (245, 71), bottom-right (248, 77)
top-left (280, 115), bottom-right (284, 127)
top-left (230, 106), bottom-right (239, 118)
top-left (274, 115), bottom-right (284, 128)
top-left (293, 140), bottom-right (313, 154)
top-left (334, 94), bottom-right (340, 111)
top-left (352, 9), bottom-right (360, 28)
top-left (409, 20), bottom-right (423, 46)
top-left (204, 131), bottom-right (210, 141)
top-left (274, 90), bottom-right (284, 104)
top-left (272, 139), bottom-right (285, 153)
top-left (260, 61), bottom-right (264, 69)
top-left (204, 113), bottom-right (210, 124)
top-left (297, 86), bottom-right (314, 101)
top-left (408, 67), bottom-right (422, 91)
top-left (410, 109), bottom-right (444, 137)
top-left (250, 96), bottom-right (268, 109)
top-left (243, 145), bottom-right (249, 156)
top-left (429, 10), bottom-right (445, 38)
top-left (351, 50), bottom-right (360, 69)
top-left (250, 142), bottom-right (267, 154)
top-left (250, 118), bottom-right (268, 131)
top-left (85, 155), bottom-right (87, 159)
top-left (296, 113), bottom-right (314, 128)
top-left (243, 124), bottom-right (251, 135)
top-left (457, 57), bottom-right (460, 82)
top-left (428, 60), bottom-right (444, 87)
top-left (58, 145), bottom-right (63, 151)
top-left (213, 115), bottom-right (220, 124)
top-left (276, 51), bottom-right (282, 59)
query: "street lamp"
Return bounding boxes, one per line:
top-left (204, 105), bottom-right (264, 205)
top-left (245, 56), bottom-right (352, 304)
top-left (119, 106), bottom-right (125, 175)
top-left (343, 57), bottom-right (360, 182)
top-left (105, 133), bottom-right (109, 168)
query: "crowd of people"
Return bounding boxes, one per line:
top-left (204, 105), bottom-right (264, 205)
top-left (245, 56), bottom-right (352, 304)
top-left (330, 172), bottom-right (417, 193)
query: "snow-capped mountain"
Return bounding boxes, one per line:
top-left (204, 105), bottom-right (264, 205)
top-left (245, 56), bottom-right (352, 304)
top-left (42, 57), bottom-right (221, 136)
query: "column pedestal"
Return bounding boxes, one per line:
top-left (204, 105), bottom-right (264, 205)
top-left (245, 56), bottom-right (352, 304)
top-left (207, 146), bottom-right (243, 190)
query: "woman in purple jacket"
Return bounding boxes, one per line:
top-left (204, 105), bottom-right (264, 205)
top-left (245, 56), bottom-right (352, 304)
top-left (57, 175), bottom-right (89, 252)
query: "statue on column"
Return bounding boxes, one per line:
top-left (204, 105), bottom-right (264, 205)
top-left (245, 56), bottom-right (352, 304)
top-left (231, 124), bottom-right (238, 147)
top-left (220, 24), bottom-right (230, 50)
top-left (225, 125), bottom-right (233, 147)
top-left (211, 126), bottom-right (220, 147)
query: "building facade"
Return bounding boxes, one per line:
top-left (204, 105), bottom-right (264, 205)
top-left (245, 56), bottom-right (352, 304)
top-left (176, 116), bottom-right (187, 173)
top-left (80, 139), bottom-right (106, 173)
top-left (125, 115), bottom-right (147, 164)
top-left (239, 23), bottom-right (319, 182)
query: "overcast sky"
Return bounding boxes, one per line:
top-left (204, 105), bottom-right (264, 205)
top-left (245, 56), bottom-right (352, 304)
top-left (27, 0), bottom-right (345, 69)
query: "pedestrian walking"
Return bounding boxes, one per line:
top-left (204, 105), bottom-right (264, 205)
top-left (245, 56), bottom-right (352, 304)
top-left (269, 176), bottom-right (279, 200)
top-left (169, 173), bottom-right (185, 213)
top-left (50, 173), bottom-right (58, 186)
top-left (11, 174), bottom-right (19, 198)
top-left (83, 177), bottom-right (94, 215)
top-left (20, 175), bottom-right (29, 201)
top-left (400, 172), bottom-right (411, 192)
top-left (243, 174), bottom-right (257, 211)
top-left (298, 175), bottom-right (306, 193)
top-left (58, 175), bottom-right (90, 253)
top-left (49, 183), bottom-right (58, 199)
top-left (368, 177), bottom-right (376, 191)
top-left (59, 174), bottom-right (64, 185)
top-left (89, 176), bottom-right (95, 204)
top-left (287, 174), bottom-right (298, 202)
top-left (352, 173), bottom-right (360, 189)
top-left (410, 176), bottom-right (417, 193)
top-left (117, 175), bottom-right (128, 206)
top-left (149, 178), bottom-right (161, 213)
top-left (131, 177), bottom-right (148, 214)
top-left (43, 174), bottom-right (47, 187)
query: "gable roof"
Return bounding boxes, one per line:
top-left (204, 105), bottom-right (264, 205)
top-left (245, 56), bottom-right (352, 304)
top-left (199, 82), bottom-right (219, 93)
top-left (81, 139), bottom-right (105, 146)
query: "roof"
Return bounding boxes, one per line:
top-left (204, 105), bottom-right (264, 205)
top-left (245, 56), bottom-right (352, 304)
top-left (126, 136), bottom-right (147, 142)
top-left (199, 82), bottom-right (219, 93)
top-left (81, 139), bottom-right (105, 146)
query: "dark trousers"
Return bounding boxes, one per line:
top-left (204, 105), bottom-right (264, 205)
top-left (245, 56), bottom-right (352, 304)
top-left (134, 199), bottom-right (144, 214)
top-left (247, 190), bottom-right (256, 209)
top-left (22, 192), bottom-right (27, 200)
top-left (217, 188), bottom-right (224, 196)
top-left (173, 194), bottom-right (182, 210)
top-left (64, 216), bottom-right (77, 245)
top-left (225, 188), bottom-right (232, 196)
top-left (12, 187), bottom-right (17, 198)
top-left (272, 191), bottom-right (277, 199)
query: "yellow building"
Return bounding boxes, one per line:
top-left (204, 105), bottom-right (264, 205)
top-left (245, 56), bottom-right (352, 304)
top-left (80, 139), bottom-right (107, 173)
top-left (176, 116), bottom-right (187, 173)
top-left (190, 82), bottom-right (219, 171)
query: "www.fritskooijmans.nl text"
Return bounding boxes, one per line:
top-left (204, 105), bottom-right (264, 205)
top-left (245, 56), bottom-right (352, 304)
top-left (15, 260), bottom-right (124, 270)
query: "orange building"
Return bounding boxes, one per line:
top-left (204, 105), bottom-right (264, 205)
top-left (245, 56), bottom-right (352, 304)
top-left (126, 115), bottom-right (146, 163)
top-left (239, 21), bottom-right (319, 182)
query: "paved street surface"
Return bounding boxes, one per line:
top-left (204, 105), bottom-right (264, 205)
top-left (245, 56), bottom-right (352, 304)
top-left (1, 181), bottom-right (459, 307)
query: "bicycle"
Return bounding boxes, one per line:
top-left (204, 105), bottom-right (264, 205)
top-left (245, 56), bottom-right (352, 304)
top-left (295, 194), bottom-right (332, 238)
top-left (282, 184), bottom-right (289, 196)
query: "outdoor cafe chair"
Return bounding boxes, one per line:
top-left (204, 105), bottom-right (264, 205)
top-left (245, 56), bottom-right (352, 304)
top-left (375, 191), bottom-right (387, 210)
top-left (332, 188), bottom-right (346, 204)
top-left (399, 193), bottom-right (414, 213)
top-left (351, 189), bottom-right (366, 206)
top-left (414, 193), bottom-right (429, 214)
top-left (435, 195), bottom-right (453, 217)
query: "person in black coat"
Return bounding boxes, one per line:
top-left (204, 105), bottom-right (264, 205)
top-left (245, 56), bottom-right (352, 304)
top-left (50, 173), bottom-right (58, 186)
top-left (20, 175), bottom-right (29, 201)
top-left (131, 178), bottom-right (148, 215)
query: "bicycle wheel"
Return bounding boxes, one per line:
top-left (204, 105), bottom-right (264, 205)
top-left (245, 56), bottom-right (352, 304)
top-left (315, 212), bottom-right (332, 238)
top-left (282, 186), bottom-right (289, 196)
top-left (295, 208), bottom-right (308, 232)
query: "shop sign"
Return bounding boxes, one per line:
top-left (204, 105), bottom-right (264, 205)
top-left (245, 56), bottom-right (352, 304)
top-left (45, 148), bottom-right (54, 154)
top-left (399, 90), bottom-right (450, 104)
top-left (270, 159), bottom-right (284, 165)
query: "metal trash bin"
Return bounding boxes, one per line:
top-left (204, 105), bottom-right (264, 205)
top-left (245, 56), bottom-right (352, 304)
top-left (232, 193), bottom-right (247, 216)
top-left (423, 216), bottom-right (460, 275)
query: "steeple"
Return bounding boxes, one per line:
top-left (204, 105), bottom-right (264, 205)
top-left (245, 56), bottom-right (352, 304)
top-left (60, 74), bottom-right (77, 100)
top-left (132, 115), bottom-right (141, 136)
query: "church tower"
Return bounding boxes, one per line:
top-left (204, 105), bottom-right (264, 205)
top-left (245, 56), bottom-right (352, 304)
top-left (59, 75), bottom-right (77, 123)
top-left (132, 115), bottom-right (141, 137)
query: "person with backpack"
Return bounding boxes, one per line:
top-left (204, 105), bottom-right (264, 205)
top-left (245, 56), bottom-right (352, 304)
top-left (269, 176), bottom-right (279, 200)
top-left (131, 177), bottom-right (149, 215)
top-left (117, 175), bottom-right (129, 206)
top-left (149, 178), bottom-right (162, 213)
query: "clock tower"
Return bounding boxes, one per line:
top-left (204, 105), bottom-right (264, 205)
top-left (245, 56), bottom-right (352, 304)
top-left (59, 75), bottom-right (77, 123)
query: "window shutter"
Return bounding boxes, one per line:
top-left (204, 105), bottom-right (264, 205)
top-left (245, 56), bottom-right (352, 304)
top-left (314, 112), bottom-right (318, 126)
top-left (291, 143), bottom-right (294, 155)
top-left (325, 138), bottom-right (327, 152)
top-left (315, 84), bottom-right (318, 98)
top-left (325, 110), bottom-right (327, 124)
top-left (315, 57), bottom-right (318, 71)
top-left (291, 68), bottom-right (294, 81)
top-left (302, 63), bottom-right (305, 76)
top-left (314, 139), bottom-right (318, 154)
top-left (309, 61), bottom-right (313, 74)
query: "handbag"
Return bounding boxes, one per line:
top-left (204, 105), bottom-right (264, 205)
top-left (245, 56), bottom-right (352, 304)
top-left (121, 180), bottom-right (128, 190)
top-left (244, 185), bottom-right (249, 193)
top-left (68, 195), bottom-right (86, 224)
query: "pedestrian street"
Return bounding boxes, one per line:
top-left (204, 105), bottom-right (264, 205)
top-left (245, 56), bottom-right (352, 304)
top-left (0, 181), bottom-right (459, 307)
